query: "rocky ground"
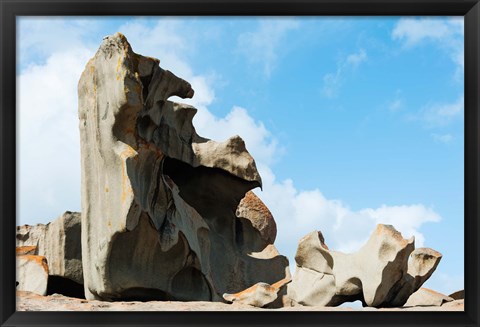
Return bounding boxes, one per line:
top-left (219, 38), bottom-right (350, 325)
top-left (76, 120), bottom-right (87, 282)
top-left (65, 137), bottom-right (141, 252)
top-left (16, 291), bottom-right (464, 312)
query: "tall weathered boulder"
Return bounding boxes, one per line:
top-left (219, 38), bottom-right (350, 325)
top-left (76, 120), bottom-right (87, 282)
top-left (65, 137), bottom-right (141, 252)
top-left (78, 33), bottom-right (289, 301)
top-left (288, 224), bottom-right (441, 308)
top-left (16, 211), bottom-right (83, 285)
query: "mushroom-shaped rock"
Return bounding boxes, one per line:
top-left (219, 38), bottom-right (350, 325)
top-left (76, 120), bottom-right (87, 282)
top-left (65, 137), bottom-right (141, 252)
top-left (223, 278), bottom-right (291, 308)
top-left (78, 33), bottom-right (289, 301)
top-left (404, 288), bottom-right (454, 307)
top-left (288, 224), bottom-right (423, 307)
top-left (16, 255), bottom-right (49, 296)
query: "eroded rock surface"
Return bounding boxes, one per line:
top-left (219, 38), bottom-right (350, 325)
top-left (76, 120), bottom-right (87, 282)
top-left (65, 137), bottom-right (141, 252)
top-left (16, 211), bottom-right (83, 285)
top-left (287, 224), bottom-right (441, 308)
top-left (16, 255), bottom-right (49, 296)
top-left (405, 288), bottom-right (454, 307)
top-left (223, 278), bottom-right (290, 308)
top-left (78, 33), bottom-right (289, 301)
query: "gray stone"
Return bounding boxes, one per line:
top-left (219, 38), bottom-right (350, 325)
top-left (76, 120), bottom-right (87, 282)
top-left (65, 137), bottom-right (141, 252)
top-left (16, 255), bottom-right (49, 296)
top-left (16, 211), bottom-right (83, 285)
top-left (78, 33), bottom-right (289, 301)
top-left (288, 224), bottom-right (428, 307)
top-left (404, 288), bottom-right (454, 307)
top-left (382, 247), bottom-right (442, 307)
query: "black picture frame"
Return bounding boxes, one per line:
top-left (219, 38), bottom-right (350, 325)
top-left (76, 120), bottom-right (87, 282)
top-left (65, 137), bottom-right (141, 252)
top-left (1, 1), bottom-right (478, 326)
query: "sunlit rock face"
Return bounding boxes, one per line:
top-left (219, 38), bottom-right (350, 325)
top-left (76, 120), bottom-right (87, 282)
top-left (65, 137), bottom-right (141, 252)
top-left (16, 211), bottom-right (83, 286)
top-left (16, 253), bottom-right (49, 296)
top-left (78, 33), bottom-right (289, 301)
top-left (287, 224), bottom-right (441, 308)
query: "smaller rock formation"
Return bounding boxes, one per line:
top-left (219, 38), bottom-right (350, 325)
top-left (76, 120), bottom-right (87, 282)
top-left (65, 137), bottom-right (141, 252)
top-left (223, 278), bottom-right (290, 308)
top-left (16, 211), bottom-right (83, 285)
top-left (16, 254), bottom-right (49, 296)
top-left (404, 288), bottom-right (454, 307)
top-left (287, 224), bottom-right (442, 308)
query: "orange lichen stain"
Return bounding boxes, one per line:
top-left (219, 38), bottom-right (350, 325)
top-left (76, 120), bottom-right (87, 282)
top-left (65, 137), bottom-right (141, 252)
top-left (20, 255), bottom-right (49, 273)
top-left (16, 246), bottom-right (37, 256)
top-left (119, 146), bottom-right (136, 204)
top-left (230, 283), bottom-right (273, 299)
top-left (116, 56), bottom-right (122, 72)
top-left (271, 278), bottom-right (290, 290)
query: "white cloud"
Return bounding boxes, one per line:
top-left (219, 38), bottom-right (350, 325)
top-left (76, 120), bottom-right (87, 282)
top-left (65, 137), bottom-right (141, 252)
top-left (17, 47), bottom-right (94, 224)
top-left (392, 17), bottom-right (464, 77)
top-left (322, 48), bottom-right (367, 98)
top-left (237, 19), bottom-right (300, 77)
top-left (256, 171), bottom-right (442, 262)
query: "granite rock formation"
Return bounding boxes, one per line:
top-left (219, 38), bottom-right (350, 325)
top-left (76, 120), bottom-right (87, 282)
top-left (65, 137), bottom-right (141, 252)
top-left (78, 33), bottom-right (289, 301)
top-left (16, 254), bottom-right (49, 296)
top-left (16, 211), bottom-right (83, 285)
top-left (287, 224), bottom-right (441, 308)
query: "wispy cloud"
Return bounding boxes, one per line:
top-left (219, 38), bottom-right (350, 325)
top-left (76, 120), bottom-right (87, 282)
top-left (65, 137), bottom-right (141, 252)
top-left (412, 96), bottom-right (464, 128)
top-left (431, 133), bottom-right (454, 144)
top-left (392, 17), bottom-right (464, 78)
top-left (388, 90), bottom-right (404, 112)
top-left (322, 48), bottom-right (367, 98)
top-left (17, 17), bottom-right (100, 70)
top-left (236, 19), bottom-right (300, 77)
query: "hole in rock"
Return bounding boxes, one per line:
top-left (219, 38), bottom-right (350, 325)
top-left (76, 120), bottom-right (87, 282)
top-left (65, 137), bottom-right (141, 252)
top-left (47, 276), bottom-right (85, 299)
top-left (162, 156), bottom-right (259, 229)
top-left (171, 267), bottom-right (212, 301)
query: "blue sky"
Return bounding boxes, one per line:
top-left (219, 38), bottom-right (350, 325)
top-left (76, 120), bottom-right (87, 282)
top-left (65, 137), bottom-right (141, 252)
top-left (17, 16), bottom-right (464, 298)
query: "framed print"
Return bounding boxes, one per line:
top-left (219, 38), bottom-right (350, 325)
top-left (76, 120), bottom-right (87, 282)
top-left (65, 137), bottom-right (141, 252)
top-left (1, 0), bottom-right (479, 326)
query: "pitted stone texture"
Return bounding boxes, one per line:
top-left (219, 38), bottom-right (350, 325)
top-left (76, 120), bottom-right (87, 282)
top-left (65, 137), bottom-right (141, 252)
top-left (287, 224), bottom-right (440, 308)
top-left (16, 255), bottom-right (49, 296)
top-left (78, 33), bottom-right (289, 301)
top-left (236, 191), bottom-right (277, 244)
top-left (16, 211), bottom-right (83, 285)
